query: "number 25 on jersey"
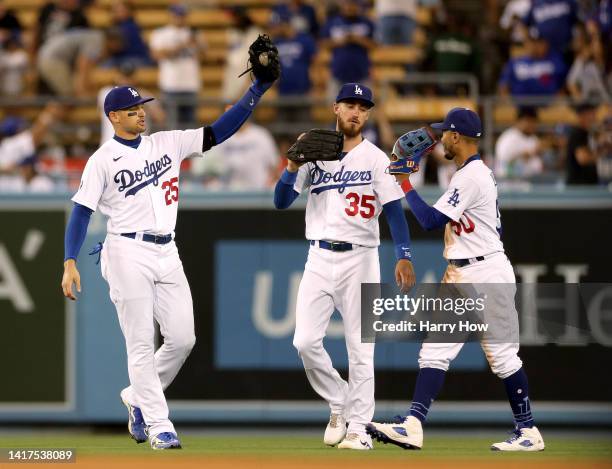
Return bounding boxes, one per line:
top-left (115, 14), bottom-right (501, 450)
top-left (162, 177), bottom-right (179, 205)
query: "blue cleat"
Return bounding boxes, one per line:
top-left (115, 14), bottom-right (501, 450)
top-left (150, 432), bottom-right (182, 450)
top-left (121, 398), bottom-right (147, 443)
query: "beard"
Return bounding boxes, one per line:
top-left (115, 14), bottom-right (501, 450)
top-left (443, 142), bottom-right (455, 160)
top-left (337, 117), bottom-right (365, 138)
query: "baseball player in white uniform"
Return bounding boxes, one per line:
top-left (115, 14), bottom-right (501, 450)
top-left (367, 108), bottom-right (545, 451)
top-left (274, 83), bottom-right (416, 450)
top-left (61, 76), bottom-right (276, 449)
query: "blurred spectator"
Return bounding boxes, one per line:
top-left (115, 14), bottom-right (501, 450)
top-left (566, 102), bottom-right (600, 184)
top-left (0, 103), bottom-right (63, 172)
top-left (495, 106), bottom-right (544, 179)
top-left (33, 0), bottom-right (89, 53)
top-left (596, 114), bottom-right (612, 184)
top-left (423, 14), bottom-right (481, 95)
top-left (222, 7), bottom-right (262, 101)
top-left (272, 0), bottom-right (319, 37)
top-left (522, 0), bottom-right (578, 57)
top-left (321, 0), bottom-right (376, 100)
top-left (0, 1), bottom-right (21, 45)
top-left (271, 11), bottom-right (316, 121)
top-left (499, 0), bottom-right (530, 44)
top-left (499, 30), bottom-right (567, 98)
top-left (0, 35), bottom-right (28, 95)
top-left (375, 0), bottom-right (417, 45)
top-left (192, 115), bottom-right (279, 190)
top-left (149, 4), bottom-right (204, 128)
top-left (587, 0), bottom-right (611, 45)
top-left (0, 155), bottom-right (55, 192)
top-left (106, 0), bottom-right (152, 68)
top-left (37, 28), bottom-right (107, 96)
top-left (567, 23), bottom-right (610, 101)
top-left (97, 62), bottom-right (166, 144)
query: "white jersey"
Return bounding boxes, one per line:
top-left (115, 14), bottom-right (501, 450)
top-left (293, 138), bottom-right (403, 247)
top-left (149, 25), bottom-right (201, 93)
top-left (433, 157), bottom-right (504, 259)
top-left (0, 131), bottom-right (35, 170)
top-left (72, 128), bottom-right (203, 235)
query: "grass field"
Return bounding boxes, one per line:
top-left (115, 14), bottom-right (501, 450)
top-left (1, 433), bottom-right (611, 469)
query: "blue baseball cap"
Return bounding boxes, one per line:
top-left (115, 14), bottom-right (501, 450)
top-left (336, 83), bottom-right (375, 108)
top-left (103, 86), bottom-right (154, 116)
top-left (430, 107), bottom-right (482, 138)
top-left (169, 4), bottom-right (188, 16)
top-left (0, 116), bottom-right (25, 136)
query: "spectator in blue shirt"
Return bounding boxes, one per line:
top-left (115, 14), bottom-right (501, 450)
top-left (499, 31), bottom-right (567, 99)
top-left (523, 0), bottom-right (578, 56)
top-left (272, 0), bottom-right (319, 37)
top-left (271, 10), bottom-right (317, 122)
top-left (108, 0), bottom-right (153, 67)
top-left (321, 0), bottom-right (376, 100)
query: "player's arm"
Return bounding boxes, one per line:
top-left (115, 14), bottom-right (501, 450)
top-left (202, 35), bottom-right (280, 152)
top-left (61, 203), bottom-right (93, 300)
top-left (203, 79), bottom-right (275, 152)
top-left (399, 177), bottom-right (450, 231)
top-left (273, 159), bottom-right (301, 209)
top-left (382, 199), bottom-right (416, 291)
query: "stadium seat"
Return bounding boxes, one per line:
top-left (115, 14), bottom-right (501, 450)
top-left (383, 98), bottom-right (477, 121)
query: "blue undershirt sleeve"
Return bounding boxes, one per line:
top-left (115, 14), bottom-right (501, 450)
top-left (209, 80), bottom-right (272, 145)
top-left (382, 199), bottom-right (412, 260)
top-left (405, 190), bottom-right (450, 231)
top-left (274, 169), bottom-right (299, 209)
top-left (64, 203), bottom-right (93, 262)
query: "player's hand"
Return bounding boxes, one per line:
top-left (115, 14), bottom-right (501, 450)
top-left (286, 132), bottom-right (308, 172)
top-left (287, 159), bottom-right (304, 173)
top-left (61, 259), bottom-right (81, 301)
top-left (395, 259), bottom-right (416, 293)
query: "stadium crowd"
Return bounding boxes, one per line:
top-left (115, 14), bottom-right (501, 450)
top-left (0, 0), bottom-right (609, 192)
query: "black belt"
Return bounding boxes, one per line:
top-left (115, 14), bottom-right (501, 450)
top-left (121, 232), bottom-right (172, 245)
top-left (310, 240), bottom-right (353, 252)
top-left (448, 256), bottom-right (485, 267)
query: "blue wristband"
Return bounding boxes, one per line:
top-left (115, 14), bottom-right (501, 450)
top-left (395, 243), bottom-right (412, 261)
top-left (280, 169), bottom-right (298, 185)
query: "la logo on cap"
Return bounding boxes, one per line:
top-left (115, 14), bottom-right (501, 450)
top-left (129, 88), bottom-right (139, 97)
top-left (354, 85), bottom-right (363, 95)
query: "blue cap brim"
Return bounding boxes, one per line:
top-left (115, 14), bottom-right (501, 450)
top-left (116, 96), bottom-right (155, 111)
top-left (430, 122), bottom-right (448, 130)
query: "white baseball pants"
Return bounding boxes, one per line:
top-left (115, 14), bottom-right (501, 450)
top-left (101, 234), bottom-right (195, 436)
top-left (293, 244), bottom-right (379, 433)
top-left (418, 252), bottom-right (523, 379)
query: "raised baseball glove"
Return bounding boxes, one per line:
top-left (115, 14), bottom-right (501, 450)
top-left (388, 127), bottom-right (437, 175)
top-left (239, 34), bottom-right (281, 83)
top-left (286, 129), bottom-right (344, 163)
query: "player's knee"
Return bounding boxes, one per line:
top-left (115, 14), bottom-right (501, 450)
top-left (490, 354), bottom-right (523, 379)
top-left (292, 335), bottom-right (321, 357)
top-left (175, 332), bottom-right (196, 354)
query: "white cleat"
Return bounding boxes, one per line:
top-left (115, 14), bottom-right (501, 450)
top-left (366, 415), bottom-right (423, 450)
top-left (491, 426), bottom-right (545, 451)
top-left (323, 413), bottom-right (347, 446)
top-left (337, 432), bottom-right (373, 450)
